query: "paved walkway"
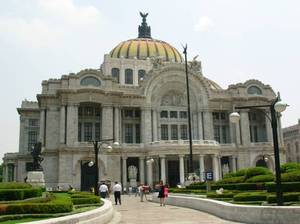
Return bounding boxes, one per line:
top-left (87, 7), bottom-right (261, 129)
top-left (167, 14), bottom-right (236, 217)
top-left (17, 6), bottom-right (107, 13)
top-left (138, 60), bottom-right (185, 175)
top-left (110, 194), bottom-right (243, 224)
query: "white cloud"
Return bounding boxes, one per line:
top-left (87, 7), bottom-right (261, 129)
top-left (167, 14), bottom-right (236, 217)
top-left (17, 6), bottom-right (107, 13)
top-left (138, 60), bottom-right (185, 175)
top-left (0, 0), bottom-right (103, 48)
top-left (194, 16), bottom-right (214, 32)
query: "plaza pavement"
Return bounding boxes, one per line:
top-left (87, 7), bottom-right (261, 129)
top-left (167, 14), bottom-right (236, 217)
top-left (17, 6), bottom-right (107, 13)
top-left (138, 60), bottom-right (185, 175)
top-left (109, 194), bottom-right (244, 224)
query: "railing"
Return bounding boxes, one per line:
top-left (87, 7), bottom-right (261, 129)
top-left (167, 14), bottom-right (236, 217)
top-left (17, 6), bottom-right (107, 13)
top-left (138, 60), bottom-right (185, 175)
top-left (149, 139), bottom-right (219, 146)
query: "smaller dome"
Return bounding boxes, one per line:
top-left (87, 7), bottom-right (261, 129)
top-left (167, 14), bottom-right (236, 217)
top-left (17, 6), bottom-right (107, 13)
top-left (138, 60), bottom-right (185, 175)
top-left (110, 38), bottom-right (183, 63)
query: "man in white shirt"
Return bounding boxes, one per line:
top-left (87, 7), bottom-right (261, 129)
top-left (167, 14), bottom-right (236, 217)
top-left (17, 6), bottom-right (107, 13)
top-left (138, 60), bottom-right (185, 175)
top-left (112, 182), bottom-right (122, 205)
top-left (99, 182), bottom-right (108, 199)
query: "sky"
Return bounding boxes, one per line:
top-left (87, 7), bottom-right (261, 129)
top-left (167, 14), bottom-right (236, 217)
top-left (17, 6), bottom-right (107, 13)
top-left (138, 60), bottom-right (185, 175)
top-left (0, 0), bottom-right (299, 160)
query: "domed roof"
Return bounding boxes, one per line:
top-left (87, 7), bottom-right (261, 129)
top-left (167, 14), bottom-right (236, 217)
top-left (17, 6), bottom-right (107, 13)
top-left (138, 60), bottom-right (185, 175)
top-left (109, 12), bottom-right (183, 63)
top-left (110, 38), bottom-right (183, 63)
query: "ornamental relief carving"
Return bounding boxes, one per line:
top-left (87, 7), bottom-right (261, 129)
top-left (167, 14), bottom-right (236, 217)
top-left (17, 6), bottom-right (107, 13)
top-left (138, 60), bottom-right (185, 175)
top-left (161, 91), bottom-right (187, 106)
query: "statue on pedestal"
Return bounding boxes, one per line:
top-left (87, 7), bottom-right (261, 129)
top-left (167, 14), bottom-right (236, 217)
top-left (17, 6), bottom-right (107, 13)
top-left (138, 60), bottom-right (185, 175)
top-left (31, 142), bottom-right (44, 171)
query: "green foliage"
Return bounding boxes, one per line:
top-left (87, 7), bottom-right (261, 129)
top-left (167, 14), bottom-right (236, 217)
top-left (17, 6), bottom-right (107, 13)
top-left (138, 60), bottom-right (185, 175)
top-left (233, 192), bottom-right (267, 202)
top-left (169, 188), bottom-right (206, 194)
top-left (244, 167), bottom-right (272, 180)
top-left (71, 197), bottom-right (100, 205)
top-left (0, 188), bottom-right (43, 201)
top-left (281, 170), bottom-right (300, 182)
top-left (280, 163), bottom-right (300, 173)
top-left (0, 194), bottom-right (73, 215)
top-left (266, 182), bottom-right (300, 192)
top-left (0, 183), bottom-right (32, 189)
top-left (223, 169), bottom-right (247, 179)
top-left (186, 184), bottom-right (207, 190)
top-left (245, 175), bottom-right (274, 183)
top-left (218, 176), bottom-right (245, 184)
top-left (267, 193), bottom-right (300, 203)
top-left (207, 192), bottom-right (234, 199)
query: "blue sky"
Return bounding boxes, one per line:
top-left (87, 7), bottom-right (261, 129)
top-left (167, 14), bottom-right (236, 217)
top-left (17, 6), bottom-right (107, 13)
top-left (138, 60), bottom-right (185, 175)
top-left (0, 0), bottom-right (299, 159)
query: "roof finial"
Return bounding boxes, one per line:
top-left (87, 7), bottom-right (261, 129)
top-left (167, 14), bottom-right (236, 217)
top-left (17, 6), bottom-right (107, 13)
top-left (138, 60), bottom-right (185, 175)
top-left (138, 12), bottom-right (151, 38)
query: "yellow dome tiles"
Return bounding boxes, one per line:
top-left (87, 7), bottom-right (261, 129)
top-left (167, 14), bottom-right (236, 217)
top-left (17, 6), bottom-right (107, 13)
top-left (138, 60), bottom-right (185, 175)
top-left (109, 38), bottom-right (183, 63)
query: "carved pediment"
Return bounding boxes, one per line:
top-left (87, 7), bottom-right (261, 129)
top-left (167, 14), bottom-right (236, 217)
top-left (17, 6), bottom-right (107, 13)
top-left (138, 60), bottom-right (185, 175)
top-left (161, 91), bottom-right (187, 106)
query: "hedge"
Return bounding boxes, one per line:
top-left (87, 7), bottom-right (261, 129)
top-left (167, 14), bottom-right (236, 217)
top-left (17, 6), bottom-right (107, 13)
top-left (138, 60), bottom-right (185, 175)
top-left (245, 175), bottom-right (274, 183)
top-left (0, 188), bottom-right (43, 201)
top-left (207, 192), bottom-right (234, 199)
top-left (71, 196), bottom-right (100, 205)
top-left (281, 171), bottom-right (300, 182)
top-left (245, 167), bottom-right (272, 180)
top-left (267, 193), bottom-right (300, 203)
top-left (187, 183), bottom-right (262, 191)
top-left (266, 182), bottom-right (300, 192)
top-left (218, 176), bottom-right (245, 184)
top-left (0, 183), bottom-right (32, 189)
top-left (0, 196), bottom-right (73, 214)
top-left (280, 163), bottom-right (300, 173)
top-left (233, 192), bottom-right (267, 202)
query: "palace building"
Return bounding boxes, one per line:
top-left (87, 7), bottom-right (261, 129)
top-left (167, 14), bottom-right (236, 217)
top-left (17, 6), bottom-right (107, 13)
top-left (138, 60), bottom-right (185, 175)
top-left (2, 14), bottom-right (285, 189)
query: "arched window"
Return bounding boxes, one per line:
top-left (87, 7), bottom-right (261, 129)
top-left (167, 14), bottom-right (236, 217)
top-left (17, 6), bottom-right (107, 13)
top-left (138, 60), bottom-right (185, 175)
top-left (138, 69), bottom-right (146, 84)
top-left (125, 69), bottom-right (133, 84)
top-left (111, 68), bottom-right (120, 83)
top-left (256, 159), bottom-right (267, 168)
top-left (247, 86), bottom-right (262, 95)
top-left (295, 142), bottom-right (299, 153)
top-left (80, 76), bottom-right (101, 87)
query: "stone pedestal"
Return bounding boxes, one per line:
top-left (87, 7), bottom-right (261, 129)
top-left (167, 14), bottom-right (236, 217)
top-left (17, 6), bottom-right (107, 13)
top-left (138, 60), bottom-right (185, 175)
top-left (27, 171), bottom-right (45, 187)
top-left (129, 178), bottom-right (137, 187)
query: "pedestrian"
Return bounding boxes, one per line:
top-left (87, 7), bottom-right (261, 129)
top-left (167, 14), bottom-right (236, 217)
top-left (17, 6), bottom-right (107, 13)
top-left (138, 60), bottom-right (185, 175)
top-left (128, 186), bottom-right (132, 196)
top-left (112, 181), bottom-right (122, 205)
top-left (158, 180), bottom-right (165, 206)
top-left (164, 184), bottom-right (169, 205)
top-left (99, 182), bottom-right (109, 199)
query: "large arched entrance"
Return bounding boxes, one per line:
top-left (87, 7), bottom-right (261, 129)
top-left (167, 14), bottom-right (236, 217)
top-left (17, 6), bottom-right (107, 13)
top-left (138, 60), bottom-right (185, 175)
top-left (256, 159), bottom-right (268, 168)
top-left (81, 161), bottom-right (97, 191)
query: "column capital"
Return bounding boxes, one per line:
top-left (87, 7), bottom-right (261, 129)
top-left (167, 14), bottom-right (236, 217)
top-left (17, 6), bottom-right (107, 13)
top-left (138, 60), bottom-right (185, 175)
top-left (179, 154), bottom-right (185, 158)
top-left (122, 155), bottom-right (128, 160)
top-left (139, 156), bottom-right (146, 160)
top-left (102, 104), bottom-right (113, 108)
top-left (141, 106), bottom-right (152, 111)
top-left (160, 155), bottom-right (166, 159)
top-left (199, 154), bottom-right (205, 158)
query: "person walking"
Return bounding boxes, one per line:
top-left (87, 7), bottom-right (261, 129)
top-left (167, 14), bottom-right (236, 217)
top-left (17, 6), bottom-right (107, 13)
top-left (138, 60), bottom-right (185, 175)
top-left (99, 182), bottom-right (109, 199)
top-left (158, 180), bottom-right (165, 206)
top-left (112, 181), bottom-right (122, 205)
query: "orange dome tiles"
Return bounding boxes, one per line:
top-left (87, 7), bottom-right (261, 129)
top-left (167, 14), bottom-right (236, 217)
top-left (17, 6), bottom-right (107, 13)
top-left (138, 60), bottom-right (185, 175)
top-left (109, 38), bottom-right (183, 62)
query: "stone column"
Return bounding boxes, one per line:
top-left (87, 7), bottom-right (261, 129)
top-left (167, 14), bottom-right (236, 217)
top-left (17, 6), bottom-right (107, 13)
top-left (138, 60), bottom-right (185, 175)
top-left (120, 62), bottom-right (125, 85)
top-left (139, 157), bottom-right (145, 184)
top-left (179, 155), bottom-right (185, 185)
top-left (265, 111), bottom-right (273, 143)
top-left (102, 105), bottom-right (113, 140)
top-left (231, 156), bottom-right (237, 172)
top-left (152, 110), bottom-right (158, 142)
top-left (218, 156), bottom-right (222, 179)
top-left (19, 117), bottom-right (26, 153)
top-left (157, 111), bottom-right (161, 141)
top-left (147, 159), bottom-right (153, 187)
top-left (240, 111), bottom-right (251, 146)
top-left (199, 155), bottom-right (205, 182)
top-left (141, 108), bottom-right (152, 144)
top-left (66, 105), bottom-right (78, 146)
top-left (192, 113), bottom-right (198, 139)
top-left (39, 109), bottom-right (45, 145)
top-left (59, 106), bottom-right (66, 144)
top-left (203, 111), bottom-right (214, 140)
top-left (114, 107), bottom-right (120, 143)
top-left (197, 112), bottom-right (203, 140)
top-left (160, 156), bottom-right (166, 184)
top-left (212, 155), bottom-right (220, 181)
top-left (122, 156), bottom-right (127, 189)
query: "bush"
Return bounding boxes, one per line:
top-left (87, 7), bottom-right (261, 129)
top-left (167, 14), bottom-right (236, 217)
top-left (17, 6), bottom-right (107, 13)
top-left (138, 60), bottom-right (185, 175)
top-left (267, 193), bottom-right (300, 203)
top-left (218, 176), bottom-right (245, 184)
top-left (281, 163), bottom-right (300, 173)
top-left (23, 188), bottom-right (43, 199)
top-left (0, 183), bottom-right (32, 189)
top-left (223, 169), bottom-right (247, 179)
top-left (207, 192), bottom-right (234, 199)
top-left (266, 182), bottom-right (300, 192)
top-left (233, 192), bottom-right (267, 202)
top-left (245, 167), bottom-right (272, 180)
top-left (281, 171), bottom-right (300, 182)
top-left (71, 196), bottom-right (100, 205)
top-left (0, 195), bottom-right (73, 214)
top-left (0, 190), bottom-right (24, 201)
top-left (186, 184), bottom-right (207, 190)
top-left (246, 175), bottom-right (274, 183)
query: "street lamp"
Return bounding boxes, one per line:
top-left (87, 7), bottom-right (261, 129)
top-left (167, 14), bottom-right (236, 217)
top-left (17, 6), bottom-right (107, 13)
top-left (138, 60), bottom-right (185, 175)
top-left (90, 139), bottom-right (119, 196)
top-left (183, 44), bottom-right (194, 175)
top-left (229, 94), bottom-right (288, 205)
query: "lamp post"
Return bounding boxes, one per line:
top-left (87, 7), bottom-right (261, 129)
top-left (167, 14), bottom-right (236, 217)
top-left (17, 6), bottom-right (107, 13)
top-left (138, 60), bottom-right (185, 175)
top-left (183, 44), bottom-right (194, 175)
top-left (89, 139), bottom-right (119, 196)
top-left (229, 94), bottom-right (287, 206)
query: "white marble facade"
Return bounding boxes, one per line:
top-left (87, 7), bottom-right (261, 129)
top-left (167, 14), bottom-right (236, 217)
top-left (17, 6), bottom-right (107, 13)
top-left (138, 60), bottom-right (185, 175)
top-left (2, 17), bottom-right (286, 189)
